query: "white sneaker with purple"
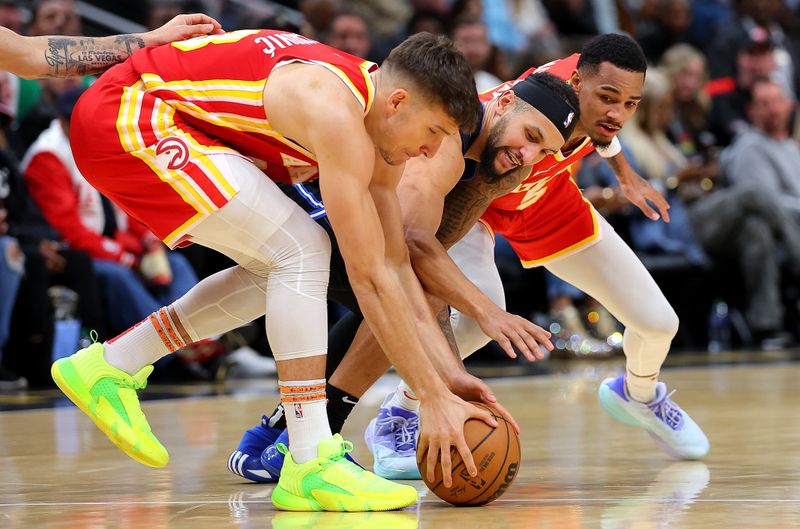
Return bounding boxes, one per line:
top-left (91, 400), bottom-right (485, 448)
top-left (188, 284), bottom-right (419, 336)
top-left (598, 374), bottom-right (710, 460)
top-left (364, 393), bottom-right (421, 479)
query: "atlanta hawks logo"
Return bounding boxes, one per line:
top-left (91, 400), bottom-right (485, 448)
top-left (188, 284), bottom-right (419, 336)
top-left (155, 137), bottom-right (190, 171)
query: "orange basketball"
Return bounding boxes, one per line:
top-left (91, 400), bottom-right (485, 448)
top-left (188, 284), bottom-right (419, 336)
top-left (417, 402), bottom-right (521, 506)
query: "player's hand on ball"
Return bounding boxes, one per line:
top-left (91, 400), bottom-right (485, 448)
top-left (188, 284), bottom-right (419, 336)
top-left (417, 393), bottom-right (497, 488)
top-left (478, 305), bottom-right (553, 361)
top-left (145, 14), bottom-right (224, 47)
top-left (446, 370), bottom-right (520, 433)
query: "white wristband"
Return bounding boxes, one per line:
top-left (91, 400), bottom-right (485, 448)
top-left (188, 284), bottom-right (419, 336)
top-left (595, 136), bottom-right (622, 158)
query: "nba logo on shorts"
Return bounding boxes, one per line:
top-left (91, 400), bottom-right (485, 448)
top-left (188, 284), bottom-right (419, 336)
top-left (155, 136), bottom-right (190, 171)
top-left (294, 403), bottom-right (304, 419)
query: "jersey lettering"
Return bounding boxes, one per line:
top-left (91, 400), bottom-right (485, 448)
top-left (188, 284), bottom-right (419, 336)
top-left (513, 173), bottom-right (560, 209)
top-left (255, 33), bottom-right (317, 58)
top-left (171, 30), bottom-right (259, 52)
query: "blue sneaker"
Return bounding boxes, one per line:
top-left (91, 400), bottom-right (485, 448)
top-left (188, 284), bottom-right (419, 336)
top-left (598, 374), bottom-right (710, 460)
top-left (228, 416), bottom-right (282, 483)
top-left (364, 393), bottom-right (421, 479)
top-left (261, 428), bottom-right (362, 478)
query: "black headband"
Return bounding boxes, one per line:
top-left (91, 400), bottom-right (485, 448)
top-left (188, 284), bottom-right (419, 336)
top-left (511, 75), bottom-right (578, 141)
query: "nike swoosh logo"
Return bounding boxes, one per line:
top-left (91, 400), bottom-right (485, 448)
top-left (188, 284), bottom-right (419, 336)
top-left (341, 396), bottom-right (358, 405)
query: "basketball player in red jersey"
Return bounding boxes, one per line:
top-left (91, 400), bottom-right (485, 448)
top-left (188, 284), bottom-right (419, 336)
top-left (0, 14), bottom-right (222, 78)
top-left (361, 33), bottom-right (709, 476)
top-left (51, 30), bottom-right (490, 511)
top-left (245, 34), bottom-right (708, 482)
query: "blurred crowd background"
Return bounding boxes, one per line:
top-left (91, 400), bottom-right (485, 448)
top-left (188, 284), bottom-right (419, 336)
top-left (2, 0), bottom-right (800, 391)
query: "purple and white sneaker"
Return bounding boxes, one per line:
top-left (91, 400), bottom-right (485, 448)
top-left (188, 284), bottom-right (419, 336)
top-left (364, 393), bottom-right (421, 480)
top-left (598, 374), bottom-right (710, 460)
top-left (228, 416), bottom-right (282, 483)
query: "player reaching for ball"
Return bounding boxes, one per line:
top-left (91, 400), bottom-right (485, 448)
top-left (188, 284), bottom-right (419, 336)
top-left (51, 29), bottom-right (492, 512)
top-left (228, 34), bottom-right (708, 489)
top-left (227, 70), bottom-right (579, 484)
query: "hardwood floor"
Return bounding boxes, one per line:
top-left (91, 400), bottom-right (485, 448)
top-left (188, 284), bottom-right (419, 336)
top-left (1, 361), bottom-right (798, 528)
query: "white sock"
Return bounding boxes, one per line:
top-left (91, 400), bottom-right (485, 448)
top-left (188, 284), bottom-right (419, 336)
top-left (625, 368), bottom-right (658, 403)
top-left (280, 378), bottom-right (332, 464)
top-left (390, 380), bottom-right (420, 412)
top-left (104, 307), bottom-right (186, 374)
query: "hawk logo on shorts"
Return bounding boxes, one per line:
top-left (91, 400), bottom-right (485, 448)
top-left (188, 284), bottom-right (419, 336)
top-left (155, 137), bottom-right (191, 171)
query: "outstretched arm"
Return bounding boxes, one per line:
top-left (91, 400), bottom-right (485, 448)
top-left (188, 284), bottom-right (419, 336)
top-left (402, 161), bottom-right (551, 360)
top-left (0, 14), bottom-right (222, 79)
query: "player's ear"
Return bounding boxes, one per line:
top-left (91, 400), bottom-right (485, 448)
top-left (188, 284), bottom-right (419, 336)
top-left (495, 90), bottom-right (516, 116)
top-left (570, 69), bottom-right (581, 93)
top-left (386, 88), bottom-right (408, 115)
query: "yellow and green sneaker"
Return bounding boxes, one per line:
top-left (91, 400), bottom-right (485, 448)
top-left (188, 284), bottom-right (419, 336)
top-left (51, 342), bottom-right (168, 467)
top-left (271, 434), bottom-right (418, 512)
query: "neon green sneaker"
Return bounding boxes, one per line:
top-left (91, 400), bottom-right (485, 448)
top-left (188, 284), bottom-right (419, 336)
top-left (271, 434), bottom-right (418, 512)
top-left (51, 342), bottom-right (169, 468)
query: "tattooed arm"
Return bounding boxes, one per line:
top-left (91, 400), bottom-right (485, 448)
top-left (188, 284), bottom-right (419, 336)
top-left (401, 158), bottom-right (550, 361)
top-left (605, 151), bottom-right (671, 222)
top-left (0, 14), bottom-right (222, 79)
top-left (436, 168), bottom-right (529, 248)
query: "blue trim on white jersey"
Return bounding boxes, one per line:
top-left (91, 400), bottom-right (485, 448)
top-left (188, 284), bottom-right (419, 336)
top-left (293, 183), bottom-right (328, 224)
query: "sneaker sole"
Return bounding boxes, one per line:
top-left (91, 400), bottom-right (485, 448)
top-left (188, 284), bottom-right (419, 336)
top-left (271, 483), bottom-right (417, 512)
top-left (51, 359), bottom-right (169, 468)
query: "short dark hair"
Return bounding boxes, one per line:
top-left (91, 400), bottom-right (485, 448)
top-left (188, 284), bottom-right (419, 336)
top-left (383, 32), bottom-right (481, 132)
top-left (577, 33), bottom-right (647, 76)
top-left (745, 76), bottom-right (782, 104)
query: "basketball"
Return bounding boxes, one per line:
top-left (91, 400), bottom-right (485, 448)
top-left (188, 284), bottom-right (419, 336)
top-left (417, 402), bottom-right (521, 506)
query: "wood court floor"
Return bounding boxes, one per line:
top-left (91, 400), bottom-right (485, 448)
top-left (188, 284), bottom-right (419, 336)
top-left (1, 361), bottom-right (799, 529)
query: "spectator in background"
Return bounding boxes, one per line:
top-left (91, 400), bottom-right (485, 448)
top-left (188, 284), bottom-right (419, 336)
top-left (16, 0), bottom-right (90, 152)
top-left (707, 0), bottom-right (800, 124)
top-left (325, 12), bottom-right (372, 59)
top-left (298, 0), bottom-right (341, 39)
top-left (406, 8), bottom-right (447, 37)
top-left (636, 0), bottom-right (696, 64)
top-left (0, 74), bottom-right (105, 386)
top-left (0, 72), bottom-right (25, 390)
top-left (660, 44), bottom-right (717, 163)
top-left (708, 27), bottom-right (781, 145)
top-left (147, 0), bottom-right (184, 30)
top-left (722, 78), bottom-right (800, 218)
top-left (27, 0), bottom-right (81, 36)
top-left (450, 17), bottom-right (502, 91)
top-left (21, 86), bottom-right (199, 333)
top-left (0, 0), bottom-right (24, 35)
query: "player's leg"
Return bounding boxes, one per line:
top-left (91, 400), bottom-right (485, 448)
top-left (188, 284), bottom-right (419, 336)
top-left (367, 221), bottom-right (504, 478)
top-left (192, 159), bottom-right (414, 511)
top-left (545, 215), bottom-right (709, 459)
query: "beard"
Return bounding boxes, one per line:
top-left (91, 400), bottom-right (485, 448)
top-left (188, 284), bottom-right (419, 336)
top-left (477, 115), bottom-right (517, 184)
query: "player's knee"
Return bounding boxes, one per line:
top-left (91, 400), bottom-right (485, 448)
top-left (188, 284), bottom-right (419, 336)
top-left (635, 303), bottom-right (679, 342)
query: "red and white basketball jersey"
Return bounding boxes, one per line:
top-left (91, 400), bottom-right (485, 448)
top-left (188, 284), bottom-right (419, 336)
top-left (127, 29), bottom-right (377, 184)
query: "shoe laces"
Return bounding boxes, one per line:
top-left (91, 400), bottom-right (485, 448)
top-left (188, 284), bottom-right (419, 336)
top-left (647, 389), bottom-right (684, 430)
top-left (377, 414), bottom-right (418, 454)
top-left (113, 372), bottom-right (149, 391)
